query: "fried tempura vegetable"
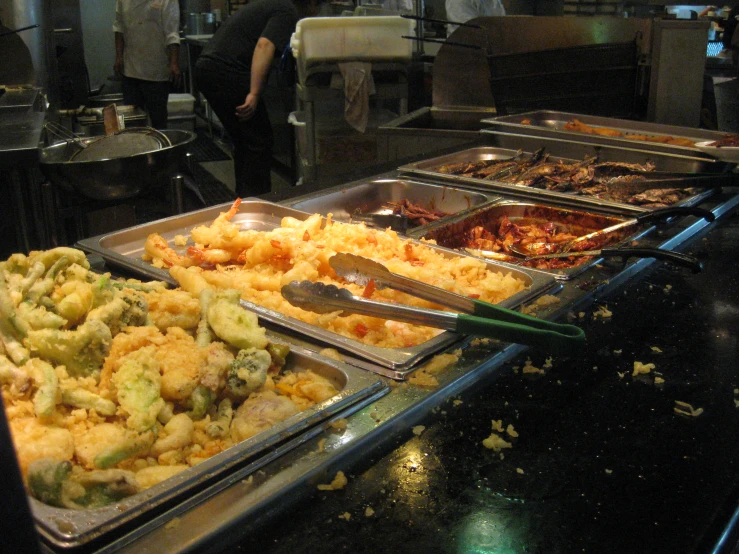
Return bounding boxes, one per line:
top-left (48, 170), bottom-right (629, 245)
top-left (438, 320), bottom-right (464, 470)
top-left (60, 386), bottom-right (117, 416)
top-left (28, 358), bottom-right (59, 418)
top-left (30, 247), bottom-right (89, 273)
top-left (93, 430), bottom-right (155, 469)
top-left (86, 289), bottom-right (148, 337)
top-left (16, 303), bottom-right (66, 331)
top-left (111, 348), bottom-right (164, 432)
top-left (230, 390), bottom-right (299, 442)
top-left (66, 469), bottom-right (140, 508)
top-left (24, 319), bottom-right (112, 378)
top-left (267, 342), bottom-right (290, 372)
top-left (226, 348), bottom-right (271, 400)
top-left (196, 288), bottom-right (215, 347)
top-left (206, 398), bottom-right (233, 438)
top-left (150, 413), bottom-right (194, 456)
top-left (27, 458), bottom-right (73, 508)
top-left (27, 458), bottom-right (141, 509)
top-left (0, 353), bottom-right (30, 393)
top-left (207, 290), bottom-right (268, 350)
top-left (186, 385), bottom-right (215, 420)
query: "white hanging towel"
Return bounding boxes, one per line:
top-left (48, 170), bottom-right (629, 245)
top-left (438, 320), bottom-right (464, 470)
top-left (338, 62), bottom-right (376, 133)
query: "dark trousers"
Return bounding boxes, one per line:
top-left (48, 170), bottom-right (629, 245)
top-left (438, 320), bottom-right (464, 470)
top-left (194, 63), bottom-right (273, 197)
top-left (122, 77), bottom-right (170, 129)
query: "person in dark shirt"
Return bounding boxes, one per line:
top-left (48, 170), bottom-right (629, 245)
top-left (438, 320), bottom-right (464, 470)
top-left (195, 0), bottom-right (317, 197)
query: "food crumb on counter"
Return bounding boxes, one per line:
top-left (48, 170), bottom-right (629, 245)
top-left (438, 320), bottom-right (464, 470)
top-left (613, 349), bottom-right (623, 356)
top-left (650, 346), bottom-right (663, 353)
top-left (617, 372), bottom-right (625, 379)
top-left (453, 399), bottom-right (463, 407)
top-left (407, 352), bottom-right (460, 388)
top-left (605, 469), bottom-right (613, 475)
top-left (365, 506), bottom-right (375, 517)
top-left (543, 357), bottom-right (553, 369)
top-left (165, 518), bottom-right (181, 529)
top-left (483, 433), bottom-right (512, 451)
top-left (632, 361), bottom-right (655, 376)
top-left (317, 438), bottom-right (327, 453)
top-left (492, 419), bottom-right (504, 432)
top-left (499, 452), bottom-right (505, 460)
top-left (522, 359), bottom-right (545, 375)
top-left (521, 294), bottom-right (560, 315)
top-left (173, 234), bottom-right (188, 246)
top-left (319, 348), bottom-right (345, 362)
top-left (664, 284), bottom-right (673, 294)
top-left (593, 304), bottom-right (612, 319)
top-left (516, 468), bottom-right (525, 474)
top-left (338, 512), bottom-right (351, 521)
top-left (412, 425), bottom-right (425, 436)
top-left (329, 418), bottom-right (348, 431)
top-left (470, 337), bottom-right (493, 346)
top-left (506, 424), bottom-right (518, 438)
top-left (317, 471), bottom-right (348, 491)
top-left (654, 376), bottom-right (665, 385)
top-left (674, 401), bottom-right (703, 417)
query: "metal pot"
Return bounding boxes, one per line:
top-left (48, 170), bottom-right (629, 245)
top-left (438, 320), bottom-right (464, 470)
top-left (38, 129), bottom-right (196, 200)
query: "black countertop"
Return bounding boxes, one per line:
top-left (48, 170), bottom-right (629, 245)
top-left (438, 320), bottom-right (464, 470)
top-left (207, 203), bottom-right (739, 554)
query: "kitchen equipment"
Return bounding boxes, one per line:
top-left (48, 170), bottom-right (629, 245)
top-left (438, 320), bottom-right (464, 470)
top-left (483, 110), bottom-right (738, 160)
top-left (399, 142), bottom-right (727, 215)
top-left (102, 103), bottom-right (120, 135)
top-left (509, 205), bottom-right (716, 256)
top-left (68, 127), bottom-right (171, 163)
top-left (285, 178), bottom-right (494, 232)
top-left (187, 12), bottom-right (215, 35)
top-left (281, 279), bottom-right (584, 355)
top-left (39, 129), bottom-right (194, 200)
top-left (31, 342), bottom-right (387, 549)
top-left (487, 41), bottom-right (639, 117)
top-left (290, 16), bottom-right (413, 84)
top-left (76, 200), bottom-right (558, 377)
top-left (694, 140), bottom-right (739, 163)
top-left (512, 245), bottom-right (703, 273)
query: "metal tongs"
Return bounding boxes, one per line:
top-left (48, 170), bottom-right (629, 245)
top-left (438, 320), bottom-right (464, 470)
top-left (280, 253), bottom-right (585, 354)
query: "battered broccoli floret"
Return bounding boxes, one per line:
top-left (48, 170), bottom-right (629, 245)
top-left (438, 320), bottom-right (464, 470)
top-left (226, 348), bottom-right (271, 400)
top-left (24, 319), bottom-right (112, 378)
top-left (27, 458), bottom-right (73, 508)
top-left (86, 289), bottom-right (148, 336)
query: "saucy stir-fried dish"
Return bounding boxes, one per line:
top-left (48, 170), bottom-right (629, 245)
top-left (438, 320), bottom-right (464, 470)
top-left (0, 247), bottom-right (339, 510)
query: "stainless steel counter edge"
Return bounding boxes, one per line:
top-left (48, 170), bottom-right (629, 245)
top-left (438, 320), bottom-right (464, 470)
top-left (89, 189), bottom-right (739, 554)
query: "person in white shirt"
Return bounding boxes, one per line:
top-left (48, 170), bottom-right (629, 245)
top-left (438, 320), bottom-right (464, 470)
top-left (445, 0), bottom-right (506, 36)
top-left (113, 0), bottom-right (181, 129)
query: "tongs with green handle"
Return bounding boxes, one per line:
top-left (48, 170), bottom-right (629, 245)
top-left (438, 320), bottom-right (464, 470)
top-left (280, 253), bottom-right (585, 354)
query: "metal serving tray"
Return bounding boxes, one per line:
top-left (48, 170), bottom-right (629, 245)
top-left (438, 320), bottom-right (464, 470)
top-left (482, 110), bottom-right (735, 160)
top-left (411, 200), bottom-right (653, 280)
top-left (398, 139), bottom-right (723, 215)
top-left (77, 200), bottom-right (558, 374)
top-left (284, 178), bottom-right (497, 233)
top-left (32, 342), bottom-right (388, 549)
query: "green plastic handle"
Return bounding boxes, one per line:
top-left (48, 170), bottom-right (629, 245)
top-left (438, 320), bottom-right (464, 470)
top-left (455, 300), bottom-right (586, 354)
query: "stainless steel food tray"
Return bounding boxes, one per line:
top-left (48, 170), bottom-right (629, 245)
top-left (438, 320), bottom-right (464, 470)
top-left (411, 199), bottom-right (654, 280)
top-left (284, 178), bottom-right (498, 233)
top-left (481, 110), bottom-right (735, 160)
top-left (77, 200), bottom-right (559, 374)
top-left (398, 140), bottom-right (723, 215)
top-left (32, 342), bottom-right (388, 549)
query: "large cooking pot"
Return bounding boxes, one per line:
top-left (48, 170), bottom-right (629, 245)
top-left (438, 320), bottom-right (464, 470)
top-left (39, 129), bottom-right (196, 201)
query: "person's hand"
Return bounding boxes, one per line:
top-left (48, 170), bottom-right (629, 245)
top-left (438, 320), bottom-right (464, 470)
top-left (235, 93), bottom-right (259, 122)
top-left (114, 56), bottom-right (124, 78)
top-left (170, 62), bottom-right (181, 88)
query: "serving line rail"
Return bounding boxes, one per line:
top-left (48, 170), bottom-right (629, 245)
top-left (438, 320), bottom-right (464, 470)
top-left (65, 171), bottom-right (739, 553)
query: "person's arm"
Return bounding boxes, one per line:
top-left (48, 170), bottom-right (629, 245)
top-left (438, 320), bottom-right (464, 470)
top-left (235, 37), bottom-right (276, 121)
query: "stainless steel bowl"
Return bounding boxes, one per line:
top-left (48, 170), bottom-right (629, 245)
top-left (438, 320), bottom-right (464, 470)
top-left (38, 129), bottom-right (196, 201)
